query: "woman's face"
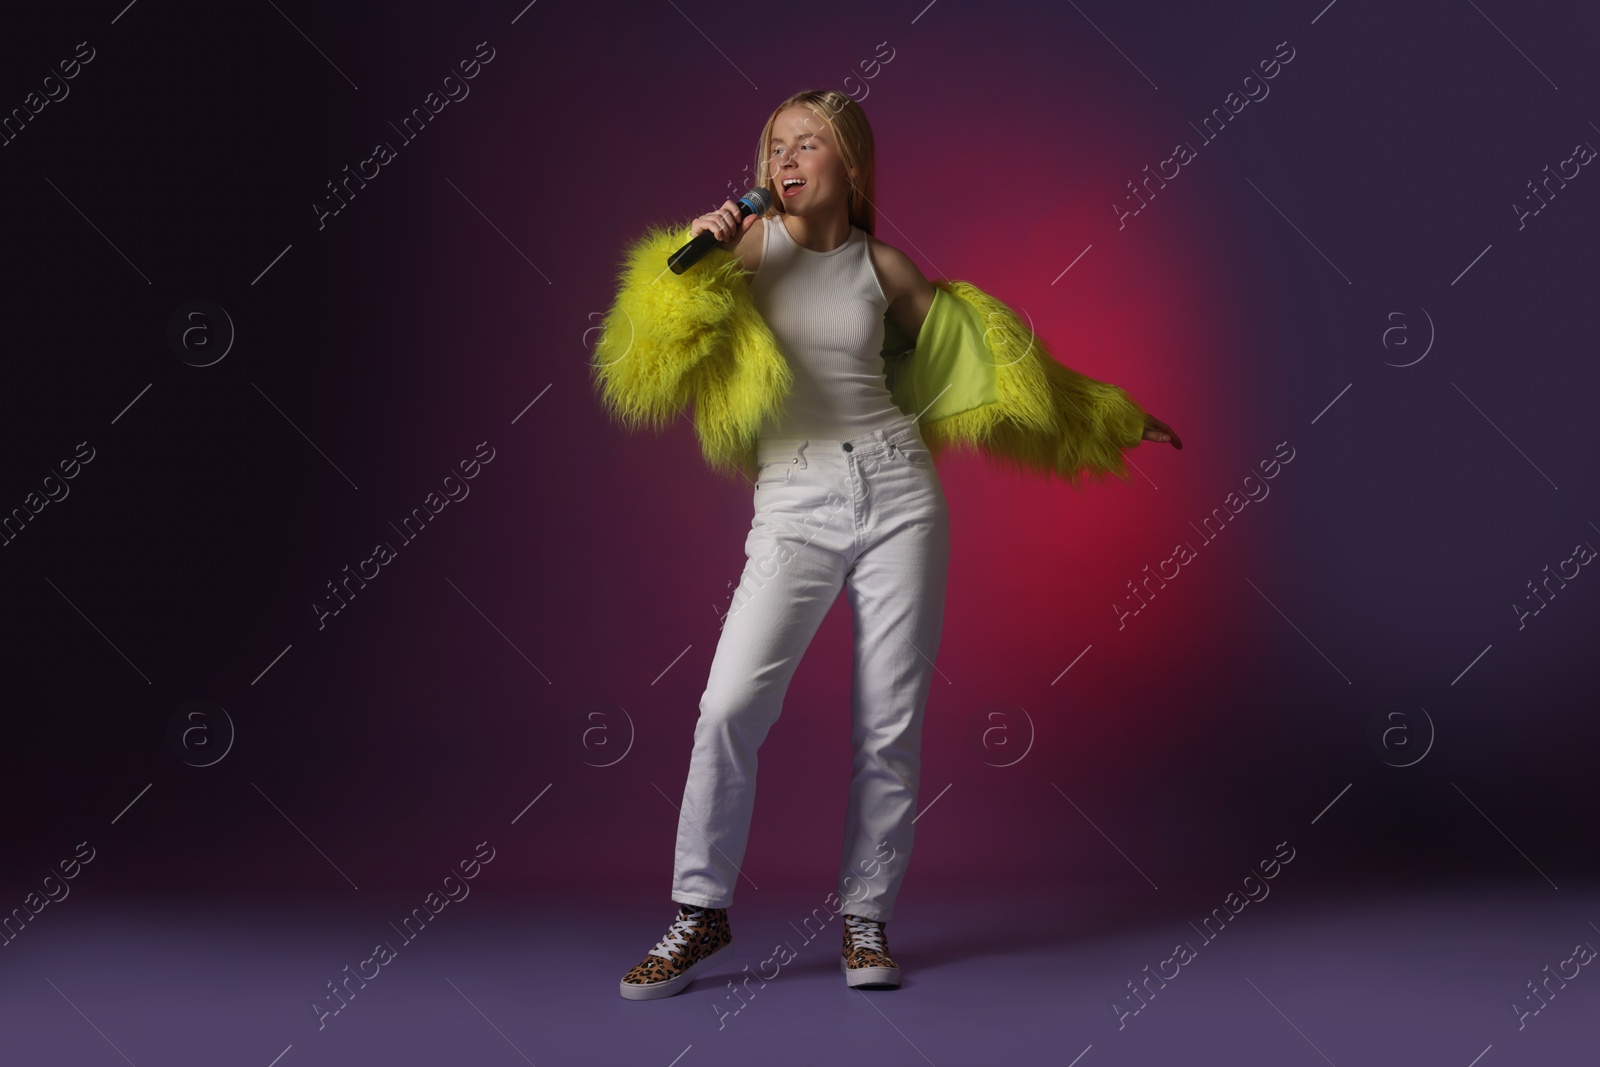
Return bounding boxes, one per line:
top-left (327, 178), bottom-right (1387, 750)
top-left (766, 105), bottom-right (851, 219)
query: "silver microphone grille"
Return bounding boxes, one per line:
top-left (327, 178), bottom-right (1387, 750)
top-left (739, 186), bottom-right (773, 215)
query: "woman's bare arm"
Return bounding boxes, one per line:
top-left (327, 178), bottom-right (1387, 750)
top-left (869, 238), bottom-right (936, 342)
top-left (733, 215), bottom-right (764, 273)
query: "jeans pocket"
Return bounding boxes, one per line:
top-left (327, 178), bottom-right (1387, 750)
top-left (892, 440), bottom-right (933, 468)
top-left (754, 459), bottom-right (795, 490)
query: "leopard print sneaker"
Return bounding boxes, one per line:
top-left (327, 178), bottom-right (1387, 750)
top-left (619, 903), bottom-right (733, 1001)
top-left (841, 913), bottom-right (900, 989)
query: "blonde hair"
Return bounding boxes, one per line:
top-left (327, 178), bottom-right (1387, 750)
top-left (754, 90), bottom-right (876, 235)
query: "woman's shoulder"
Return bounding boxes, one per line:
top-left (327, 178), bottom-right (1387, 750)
top-left (864, 232), bottom-right (930, 305)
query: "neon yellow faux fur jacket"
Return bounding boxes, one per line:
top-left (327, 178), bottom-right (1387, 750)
top-left (590, 219), bottom-right (1148, 489)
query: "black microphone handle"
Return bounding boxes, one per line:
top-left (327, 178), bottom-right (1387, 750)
top-left (667, 227), bottom-right (725, 275)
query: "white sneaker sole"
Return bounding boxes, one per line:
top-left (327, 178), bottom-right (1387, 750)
top-left (620, 939), bottom-right (732, 1001)
top-left (841, 957), bottom-right (901, 989)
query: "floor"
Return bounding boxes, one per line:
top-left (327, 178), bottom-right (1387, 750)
top-left (2, 875), bottom-right (1593, 1065)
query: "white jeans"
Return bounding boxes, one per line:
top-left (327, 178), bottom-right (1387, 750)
top-left (671, 411), bottom-right (951, 922)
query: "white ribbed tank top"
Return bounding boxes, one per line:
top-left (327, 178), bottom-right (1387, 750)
top-left (749, 215), bottom-right (904, 440)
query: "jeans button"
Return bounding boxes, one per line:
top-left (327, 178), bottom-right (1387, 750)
top-left (842, 442), bottom-right (853, 452)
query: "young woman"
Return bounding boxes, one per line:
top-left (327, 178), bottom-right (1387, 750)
top-left (598, 90), bottom-right (1181, 1002)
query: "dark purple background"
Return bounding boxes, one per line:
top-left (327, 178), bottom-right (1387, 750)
top-left (3, 0), bottom-right (1595, 979)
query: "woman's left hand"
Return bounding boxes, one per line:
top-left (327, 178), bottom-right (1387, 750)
top-left (1140, 413), bottom-right (1182, 449)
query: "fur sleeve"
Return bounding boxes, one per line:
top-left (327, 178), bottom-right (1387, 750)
top-left (590, 220), bottom-right (742, 431)
top-left (590, 220), bottom-right (792, 482)
top-left (918, 281), bottom-right (1147, 490)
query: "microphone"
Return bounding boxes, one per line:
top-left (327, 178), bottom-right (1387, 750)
top-left (668, 187), bottom-right (772, 274)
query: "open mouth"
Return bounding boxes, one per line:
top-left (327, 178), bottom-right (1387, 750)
top-left (781, 178), bottom-right (807, 198)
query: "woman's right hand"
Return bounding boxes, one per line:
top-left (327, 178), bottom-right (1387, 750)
top-left (691, 199), bottom-right (758, 251)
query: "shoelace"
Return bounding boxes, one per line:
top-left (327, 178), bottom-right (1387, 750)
top-left (648, 910), bottom-right (706, 960)
top-left (844, 915), bottom-right (886, 955)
